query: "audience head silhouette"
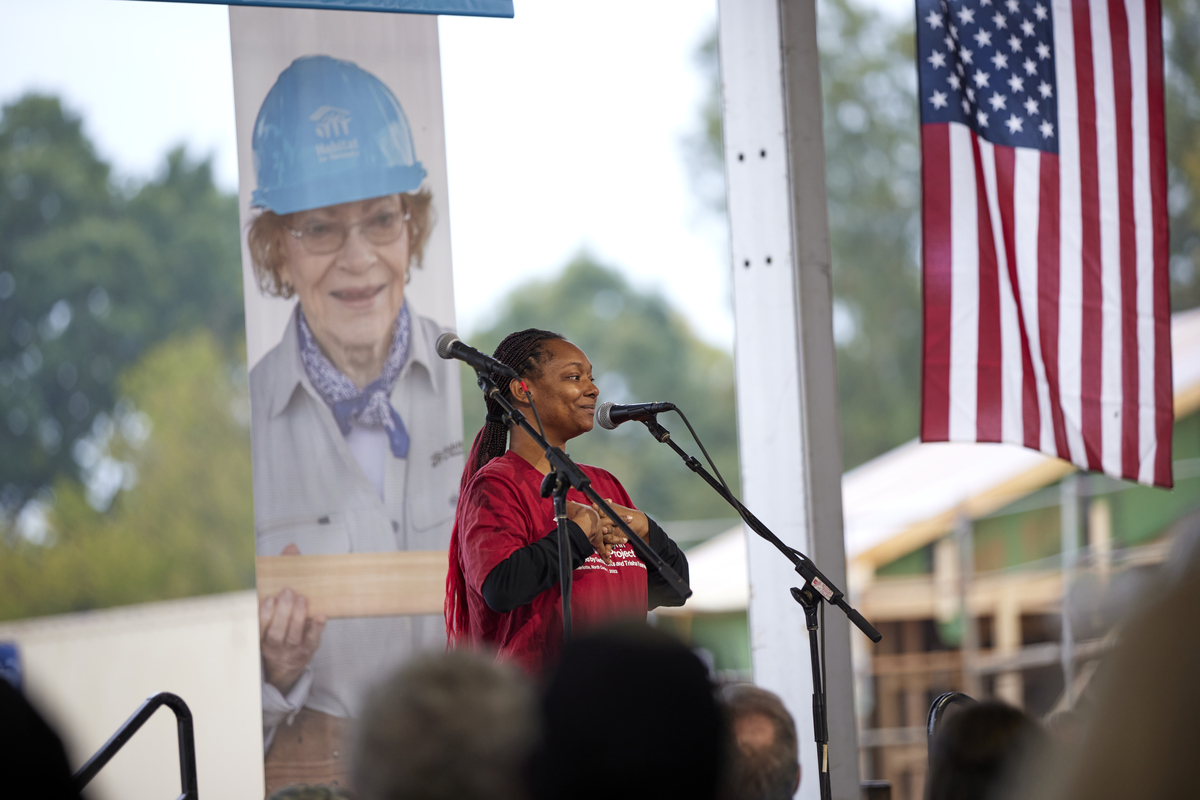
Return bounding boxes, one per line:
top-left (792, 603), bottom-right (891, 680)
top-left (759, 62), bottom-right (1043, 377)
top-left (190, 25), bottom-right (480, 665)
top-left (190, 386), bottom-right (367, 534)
top-left (926, 701), bottom-right (1045, 800)
top-left (719, 684), bottom-right (800, 800)
top-left (353, 649), bottom-right (536, 800)
top-left (528, 623), bottom-right (725, 800)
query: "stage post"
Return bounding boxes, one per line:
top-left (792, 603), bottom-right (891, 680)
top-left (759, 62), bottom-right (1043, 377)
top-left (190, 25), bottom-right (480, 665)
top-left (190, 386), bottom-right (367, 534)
top-left (716, 0), bottom-right (861, 797)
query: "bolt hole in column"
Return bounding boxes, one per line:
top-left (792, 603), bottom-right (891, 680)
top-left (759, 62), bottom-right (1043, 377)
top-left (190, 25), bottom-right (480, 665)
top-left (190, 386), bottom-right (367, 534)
top-left (743, 258), bottom-right (751, 268)
top-left (760, 149), bottom-right (767, 157)
top-left (738, 152), bottom-right (745, 161)
top-left (765, 256), bottom-right (772, 265)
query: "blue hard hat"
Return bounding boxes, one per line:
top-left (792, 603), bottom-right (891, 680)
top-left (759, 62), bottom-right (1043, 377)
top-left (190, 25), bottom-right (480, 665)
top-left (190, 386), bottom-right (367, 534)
top-left (251, 55), bottom-right (427, 215)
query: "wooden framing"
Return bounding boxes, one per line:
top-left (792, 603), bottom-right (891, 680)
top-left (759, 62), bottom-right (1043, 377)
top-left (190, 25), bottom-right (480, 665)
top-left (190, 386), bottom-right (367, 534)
top-left (255, 552), bottom-right (447, 618)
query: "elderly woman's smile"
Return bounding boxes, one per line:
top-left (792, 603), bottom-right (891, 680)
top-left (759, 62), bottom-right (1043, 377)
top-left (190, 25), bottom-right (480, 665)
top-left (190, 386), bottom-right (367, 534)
top-left (330, 284), bottom-right (388, 304)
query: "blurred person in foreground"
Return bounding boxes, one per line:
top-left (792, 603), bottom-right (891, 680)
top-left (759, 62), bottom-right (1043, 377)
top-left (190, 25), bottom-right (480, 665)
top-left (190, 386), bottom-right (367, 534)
top-left (719, 684), bottom-right (800, 800)
top-left (926, 701), bottom-right (1046, 800)
top-left (445, 329), bottom-right (689, 673)
top-left (527, 623), bottom-right (725, 800)
top-left (1022, 529), bottom-right (1200, 800)
top-left (246, 54), bottom-right (461, 792)
top-left (352, 649), bottom-right (536, 800)
top-left (0, 679), bottom-right (81, 800)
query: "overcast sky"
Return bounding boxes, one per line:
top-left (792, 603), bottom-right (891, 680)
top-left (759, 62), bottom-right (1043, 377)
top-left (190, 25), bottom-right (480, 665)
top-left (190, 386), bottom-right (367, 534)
top-left (0, 0), bottom-right (908, 348)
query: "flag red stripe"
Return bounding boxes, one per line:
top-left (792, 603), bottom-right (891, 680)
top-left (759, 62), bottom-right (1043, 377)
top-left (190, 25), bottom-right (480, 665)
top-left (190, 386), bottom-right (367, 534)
top-left (1144, 0), bottom-right (1173, 487)
top-left (1071, 0), bottom-right (1105, 470)
top-left (922, 124), bottom-right (953, 442)
top-left (973, 134), bottom-right (1003, 443)
top-left (1108, 0), bottom-right (1140, 480)
top-left (993, 146), bottom-right (1041, 449)
top-left (1038, 152), bottom-right (1070, 459)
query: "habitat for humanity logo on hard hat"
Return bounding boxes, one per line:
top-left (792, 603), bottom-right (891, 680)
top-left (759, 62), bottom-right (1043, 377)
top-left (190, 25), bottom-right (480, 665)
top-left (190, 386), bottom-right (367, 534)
top-left (309, 105), bottom-right (357, 162)
top-left (251, 55), bottom-right (427, 216)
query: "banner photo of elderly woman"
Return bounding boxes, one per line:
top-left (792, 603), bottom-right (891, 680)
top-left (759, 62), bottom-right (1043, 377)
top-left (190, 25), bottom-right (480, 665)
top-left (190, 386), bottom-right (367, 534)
top-left (230, 9), bottom-right (463, 795)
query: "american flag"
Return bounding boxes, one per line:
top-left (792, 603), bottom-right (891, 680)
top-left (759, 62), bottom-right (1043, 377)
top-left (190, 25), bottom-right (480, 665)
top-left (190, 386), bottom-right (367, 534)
top-left (917, 0), bottom-right (1174, 487)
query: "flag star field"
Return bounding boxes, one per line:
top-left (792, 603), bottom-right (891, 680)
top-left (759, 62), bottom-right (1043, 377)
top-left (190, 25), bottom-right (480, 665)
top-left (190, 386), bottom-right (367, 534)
top-left (918, 0), bottom-right (1059, 151)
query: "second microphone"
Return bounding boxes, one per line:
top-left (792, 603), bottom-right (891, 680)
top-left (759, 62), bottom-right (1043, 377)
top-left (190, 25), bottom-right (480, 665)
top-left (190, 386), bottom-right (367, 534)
top-left (595, 401), bottom-right (677, 430)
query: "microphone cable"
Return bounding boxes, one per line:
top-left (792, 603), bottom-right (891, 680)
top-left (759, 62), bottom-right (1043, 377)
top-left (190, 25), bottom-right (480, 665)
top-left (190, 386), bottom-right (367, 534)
top-left (671, 406), bottom-right (736, 506)
top-left (674, 404), bottom-right (829, 699)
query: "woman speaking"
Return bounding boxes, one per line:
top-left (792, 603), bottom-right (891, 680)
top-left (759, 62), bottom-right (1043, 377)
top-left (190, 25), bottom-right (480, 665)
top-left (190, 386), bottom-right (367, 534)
top-left (445, 329), bottom-right (690, 673)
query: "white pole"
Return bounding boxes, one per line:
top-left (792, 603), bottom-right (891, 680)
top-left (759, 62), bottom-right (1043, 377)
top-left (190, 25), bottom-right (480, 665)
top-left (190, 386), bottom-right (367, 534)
top-left (717, 1), bottom-right (860, 797)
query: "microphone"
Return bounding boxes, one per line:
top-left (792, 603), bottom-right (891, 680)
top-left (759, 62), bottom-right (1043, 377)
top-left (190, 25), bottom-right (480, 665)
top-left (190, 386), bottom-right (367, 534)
top-left (596, 401), bottom-right (676, 430)
top-left (436, 333), bottom-right (519, 380)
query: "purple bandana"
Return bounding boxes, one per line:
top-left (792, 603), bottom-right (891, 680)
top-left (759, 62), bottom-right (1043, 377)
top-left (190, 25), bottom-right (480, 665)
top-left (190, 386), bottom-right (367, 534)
top-left (297, 304), bottom-right (411, 458)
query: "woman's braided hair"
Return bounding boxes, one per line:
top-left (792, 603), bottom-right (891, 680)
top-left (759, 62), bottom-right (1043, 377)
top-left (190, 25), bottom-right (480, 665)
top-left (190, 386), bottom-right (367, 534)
top-left (468, 328), bottom-right (565, 478)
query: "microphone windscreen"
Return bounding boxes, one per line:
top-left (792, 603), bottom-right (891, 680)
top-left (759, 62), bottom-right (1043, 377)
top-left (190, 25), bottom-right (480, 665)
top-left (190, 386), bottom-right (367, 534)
top-left (435, 332), bottom-right (459, 360)
top-left (596, 401), bottom-right (617, 430)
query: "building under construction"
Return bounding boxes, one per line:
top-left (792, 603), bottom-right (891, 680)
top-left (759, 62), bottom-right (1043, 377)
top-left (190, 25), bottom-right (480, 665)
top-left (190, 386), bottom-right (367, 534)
top-left (662, 306), bottom-right (1200, 800)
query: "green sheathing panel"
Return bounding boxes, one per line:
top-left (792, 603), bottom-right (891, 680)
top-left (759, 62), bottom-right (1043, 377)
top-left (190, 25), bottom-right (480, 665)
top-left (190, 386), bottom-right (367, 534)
top-left (876, 543), bottom-right (934, 577)
top-left (665, 612), bottom-right (751, 673)
top-left (973, 503), bottom-right (1060, 571)
top-left (1110, 412), bottom-right (1200, 546)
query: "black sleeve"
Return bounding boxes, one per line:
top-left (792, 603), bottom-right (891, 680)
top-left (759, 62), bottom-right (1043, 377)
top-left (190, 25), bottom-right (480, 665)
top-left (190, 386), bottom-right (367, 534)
top-left (644, 517), bottom-right (690, 610)
top-left (480, 522), bottom-right (596, 614)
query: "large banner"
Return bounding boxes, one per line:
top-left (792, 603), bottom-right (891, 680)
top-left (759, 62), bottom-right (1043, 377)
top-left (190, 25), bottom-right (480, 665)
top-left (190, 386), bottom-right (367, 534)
top-left (230, 7), bottom-right (463, 793)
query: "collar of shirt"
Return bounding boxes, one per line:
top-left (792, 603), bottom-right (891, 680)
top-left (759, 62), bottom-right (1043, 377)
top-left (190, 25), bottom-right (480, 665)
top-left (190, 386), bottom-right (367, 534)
top-left (266, 302), bottom-right (441, 421)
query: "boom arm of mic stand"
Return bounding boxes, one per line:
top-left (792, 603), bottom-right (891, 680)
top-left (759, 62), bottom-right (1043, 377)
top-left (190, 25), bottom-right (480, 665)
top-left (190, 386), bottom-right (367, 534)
top-left (476, 374), bottom-right (692, 602)
top-left (640, 418), bottom-right (878, 642)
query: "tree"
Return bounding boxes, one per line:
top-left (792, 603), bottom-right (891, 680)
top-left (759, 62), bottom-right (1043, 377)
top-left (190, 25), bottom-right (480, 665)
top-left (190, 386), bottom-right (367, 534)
top-left (0, 331), bottom-right (254, 621)
top-left (462, 255), bottom-right (741, 523)
top-left (817, 0), bottom-right (925, 469)
top-left (0, 94), bottom-right (244, 526)
top-left (1164, 0), bottom-right (1200, 310)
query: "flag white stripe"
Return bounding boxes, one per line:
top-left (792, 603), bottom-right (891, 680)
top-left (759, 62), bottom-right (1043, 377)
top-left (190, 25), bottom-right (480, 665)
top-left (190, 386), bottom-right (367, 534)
top-left (1089, 0), bottom-right (1125, 477)
top-left (1013, 149), bottom-right (1055, 453)
top-left (1053, 0), bottom-right (1088, 468)
top-left (1127, 0), bottom-right (1158, 484)
top-left (949, 123), bottom-right (980, 441)
top-left (978, 140), bottom-right (1024, 444)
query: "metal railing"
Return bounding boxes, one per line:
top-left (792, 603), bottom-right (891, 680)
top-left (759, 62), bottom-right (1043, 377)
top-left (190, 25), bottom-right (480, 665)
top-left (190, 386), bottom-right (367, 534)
top-left (72, 691), bottom-right (198, 800)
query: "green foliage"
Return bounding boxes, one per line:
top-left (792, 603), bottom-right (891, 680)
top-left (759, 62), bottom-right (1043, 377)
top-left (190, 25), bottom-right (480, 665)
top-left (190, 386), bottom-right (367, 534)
top-left (0, 331), bottom-right (254, 621)
top-left (462, 255), bottom-right (740, 522)
top-left (1164, 0), bottom-right (1200, 310)
top-left (688, 0), bottom-right (1200, 469)
top-left (818, 0), bottom-right (924, 469)
top-left (0, 94), bottom-right (244, 521)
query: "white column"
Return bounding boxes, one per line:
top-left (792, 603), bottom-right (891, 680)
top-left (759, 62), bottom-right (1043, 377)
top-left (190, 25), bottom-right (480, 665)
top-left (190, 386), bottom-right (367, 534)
top-left (717, 1), bottom-right (860, 797)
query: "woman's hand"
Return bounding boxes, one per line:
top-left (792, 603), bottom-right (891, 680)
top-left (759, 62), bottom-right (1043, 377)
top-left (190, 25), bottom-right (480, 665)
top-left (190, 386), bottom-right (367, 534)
top-left (259, 545), bottom-right (326, 694)
top-left (566, 500), bottom-right (619, 564)
top-left (592, 499), bottom-right (650, 544)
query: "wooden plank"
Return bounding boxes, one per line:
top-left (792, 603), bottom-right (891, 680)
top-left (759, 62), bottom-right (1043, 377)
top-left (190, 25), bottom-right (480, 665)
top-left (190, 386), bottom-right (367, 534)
top-left (256, 552), bottom-right (447, 618)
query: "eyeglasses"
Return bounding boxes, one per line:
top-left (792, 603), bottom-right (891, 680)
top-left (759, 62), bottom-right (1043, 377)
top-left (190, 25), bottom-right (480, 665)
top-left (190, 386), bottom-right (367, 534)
top-left (285, 207), bottom-right (411, 255)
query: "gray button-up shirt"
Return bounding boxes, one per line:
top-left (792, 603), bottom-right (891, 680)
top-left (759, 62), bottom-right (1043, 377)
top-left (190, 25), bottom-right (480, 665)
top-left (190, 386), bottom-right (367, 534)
top-left (250, 304), bottom-right (463, 744)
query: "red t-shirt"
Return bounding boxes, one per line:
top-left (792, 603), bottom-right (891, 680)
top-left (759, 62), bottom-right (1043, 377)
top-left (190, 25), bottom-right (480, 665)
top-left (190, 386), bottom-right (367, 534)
top-left (456, 451), bottom-right (649, 673)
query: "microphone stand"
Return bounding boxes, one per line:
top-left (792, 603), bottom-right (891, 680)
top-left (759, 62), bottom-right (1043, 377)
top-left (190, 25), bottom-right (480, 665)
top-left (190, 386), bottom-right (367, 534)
top-left (639, 416), bottom-right (880, 800)
top-left (474, 372), bottom-right (692, 640)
